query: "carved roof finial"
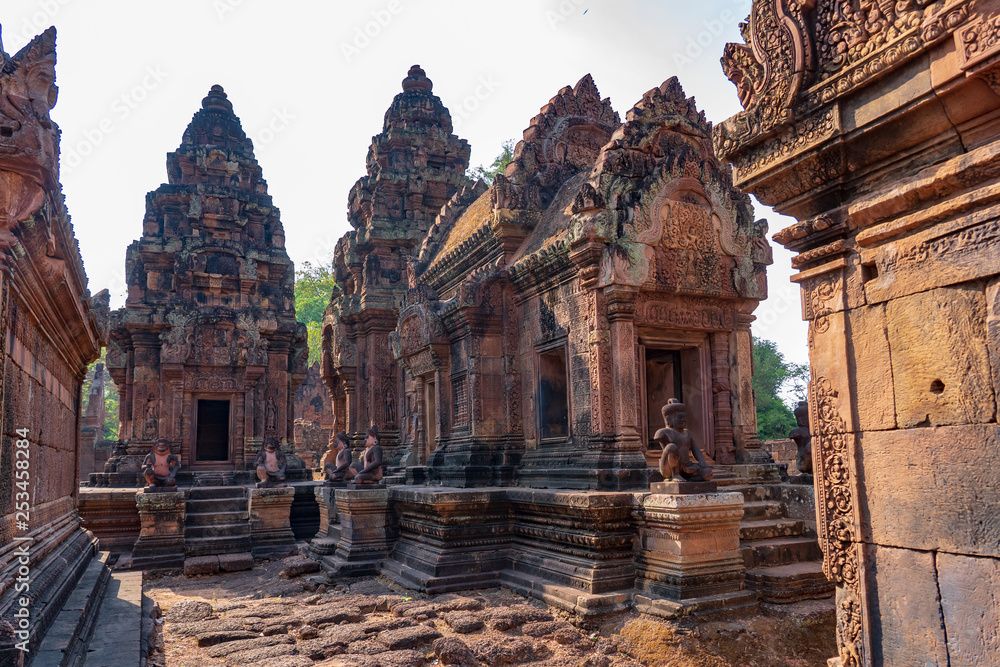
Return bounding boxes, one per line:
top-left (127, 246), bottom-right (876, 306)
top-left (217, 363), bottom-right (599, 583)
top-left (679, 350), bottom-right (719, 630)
top-left (402, 64), bottom-right (433, 92)
top-left (201, 84), bottom-right (234, 112)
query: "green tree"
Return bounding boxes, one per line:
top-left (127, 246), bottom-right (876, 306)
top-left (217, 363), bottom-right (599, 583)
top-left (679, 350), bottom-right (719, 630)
top-left (751, 336), bottom-right (809, 441)
top-left (468, 139), bottom-right (516, 184)
top-left (82, 349), bottom-right (119, 440)
top-left (294, 261), bottom-right (338, 366)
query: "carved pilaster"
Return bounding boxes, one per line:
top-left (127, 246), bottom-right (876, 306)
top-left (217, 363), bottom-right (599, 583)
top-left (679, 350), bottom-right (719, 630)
top-left (798, 262), bottom-right (870, 667)
top-left (606, 287), bottom-right (640, 446)
top-left (710, 332), bottom-right (735, 464)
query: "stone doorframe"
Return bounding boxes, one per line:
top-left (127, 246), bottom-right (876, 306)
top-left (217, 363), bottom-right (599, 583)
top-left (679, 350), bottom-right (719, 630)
top-left (636, 330), bottom-right (715, 460)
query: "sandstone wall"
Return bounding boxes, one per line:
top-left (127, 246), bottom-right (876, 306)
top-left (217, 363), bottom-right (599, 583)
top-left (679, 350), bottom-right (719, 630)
top-left (717, 0), bottom-right (1000, 662)
top-left (0, 27), bottom-right (104, 657)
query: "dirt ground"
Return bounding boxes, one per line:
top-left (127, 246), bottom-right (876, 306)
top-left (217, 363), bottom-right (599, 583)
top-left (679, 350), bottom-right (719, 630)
top-left (143, 559), bottom-right (837, 667)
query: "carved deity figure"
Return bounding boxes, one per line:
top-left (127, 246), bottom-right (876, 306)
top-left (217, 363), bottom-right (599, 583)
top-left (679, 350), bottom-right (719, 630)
top-left (255, 436), bottom-right (287, 487)
top-left (144, 395), bottom-right (158, 438)
top-left (350, 425), bottom-right (383, 484)
top-left (384, 388), bottom-right (396, 425)
top-left (789, 400), bottom-right (813, 475)
top-left (265, 397), bottom-right (277, 432)
top-left (323, 431), bottom-right (354, 483)
top-left (656, 399), bottom-right (713, 483)
top-left (142, 438), bottom-right (180, 491)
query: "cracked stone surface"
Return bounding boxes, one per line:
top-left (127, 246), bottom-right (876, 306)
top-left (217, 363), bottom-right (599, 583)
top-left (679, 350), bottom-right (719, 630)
top-left (144, 560), bottom-right (836, 666)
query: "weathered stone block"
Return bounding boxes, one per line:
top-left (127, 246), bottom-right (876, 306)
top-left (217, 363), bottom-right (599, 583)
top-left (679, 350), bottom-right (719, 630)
top-left (938, 551), bottom-right (1000, 666)
top-left (218, 552), bottom-right (254, 572)
top-left (858, 425), bottom-right (1000, 557)
top-left (863, 212), bottom-right (1000, 305)
top-left (866, 544), bottom-right (948, 666)
top-left (886, 285), bottom-right (994, 428)
top-left (847, 303), bottom-right (896, 431)
top-left (249, 487), bottom-right (296, 559)
top-left (281, 555), bottom-right (321, 578)
top-left (185, 555), bottom-right (220, 576)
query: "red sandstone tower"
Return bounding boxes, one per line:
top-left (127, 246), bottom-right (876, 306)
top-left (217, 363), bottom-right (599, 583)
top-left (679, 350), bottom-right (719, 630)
top-left (322, 65), bottom-right (472, 459)
top-left (107, 85), bottom-right (307, 480)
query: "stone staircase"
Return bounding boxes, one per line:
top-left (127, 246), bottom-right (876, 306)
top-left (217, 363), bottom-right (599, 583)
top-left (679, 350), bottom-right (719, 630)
top-left (184, 487), bottom-right (251, 557)
top-left (31, 551), bottom-right (148, 666)
top-left (726, 482), bottom-right (834, 603)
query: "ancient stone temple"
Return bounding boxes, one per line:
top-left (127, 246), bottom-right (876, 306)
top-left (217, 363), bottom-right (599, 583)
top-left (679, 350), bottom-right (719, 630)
top-left (79, 361), bottom-right (110, 480)
top-left (719, 0), bottom-right (1000, 664)
top-left (294, 362), bottom-right (335, 468)
top-left (0, 27), bottom-right (106, 659)
top-left (322, 65), bottom-right (473, 461)
top-left (324, 67), bottom-right (772, 489)
top-left (106, 85), bottom-right (308, 482)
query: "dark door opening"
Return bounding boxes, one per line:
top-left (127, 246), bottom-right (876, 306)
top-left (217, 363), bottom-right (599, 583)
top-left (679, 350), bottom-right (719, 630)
top-left (538, 347), bottom-right (569, 440)
top-left (645, 349), bottom-right (683, 451)
top-left (196, 399), bottom-right (230, 462)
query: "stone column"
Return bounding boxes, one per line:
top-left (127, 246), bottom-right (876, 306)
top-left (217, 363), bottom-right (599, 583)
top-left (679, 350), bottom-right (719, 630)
top-left (632, 490), bottom-right (754, 619)
top-left (309, 486), bottom-right (341, 558)
top-left (131, 490), bottom-right (186, 570)
top-left (248, 486), bottom-right (296, 559)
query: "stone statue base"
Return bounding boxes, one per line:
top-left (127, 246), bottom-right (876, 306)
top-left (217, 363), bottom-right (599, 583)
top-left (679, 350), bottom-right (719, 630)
top-left (633, 490), bottom-right (755, 619)
top-left (651, 480), bottom-right (717, 494)
top-left (256, 480), bottom-right (287, 489)
top-left (323, 480), bottom-right (349, 488)
top-left (142, 483), bottom-right (178, 494)
top-left (248, 487), bottom-right (296, 559)
top-left (346, 480), bottom-right (385, 490)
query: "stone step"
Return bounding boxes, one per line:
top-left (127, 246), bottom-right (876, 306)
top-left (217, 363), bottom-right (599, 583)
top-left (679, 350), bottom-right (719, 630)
top-left (32, 550), bottom-right (109, 666)
top-left (187, 486), bottom-right (247, 500)
top-left (184, 510), bottom-right (249, 526)
top-left (499, 569), bottom-right (633, 619)
top-left (740, 519), bottom-right (804, 541)
top-left (742, 537), bottom-right (823, 569)
top-left (725, 484), bottom-right (779, 502)
top-left (742, 500), bottom-right (787, 521)
top-left (185, 497), bottom-right (247, 513)
top-left (185, 535), bottom-right (253, 558)
top-left (184, 522), bottom-right (251, 540)
top-left (81, 570), bottom-right (144, 666)
top-left (746, 561), bottom-right (835, 603)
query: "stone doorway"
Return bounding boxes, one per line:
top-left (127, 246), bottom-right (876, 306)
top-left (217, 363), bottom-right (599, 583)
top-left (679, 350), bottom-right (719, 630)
top-left (195, 398), bottom-right (231, 462)
top-left (639, 343), bottom-right (712, 464)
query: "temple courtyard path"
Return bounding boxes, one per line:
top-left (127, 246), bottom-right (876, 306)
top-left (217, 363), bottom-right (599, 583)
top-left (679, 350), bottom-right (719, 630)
top-left (141, 559), bottom-right (836, 667)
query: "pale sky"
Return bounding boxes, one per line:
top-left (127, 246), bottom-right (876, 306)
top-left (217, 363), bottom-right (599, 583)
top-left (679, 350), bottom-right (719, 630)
top-left (3, 0), bottom-right (808, 367)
